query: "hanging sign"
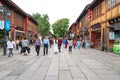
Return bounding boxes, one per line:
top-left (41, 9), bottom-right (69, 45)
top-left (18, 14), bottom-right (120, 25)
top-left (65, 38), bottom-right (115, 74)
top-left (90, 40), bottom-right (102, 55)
top-left (0, 20), bottom-right (4, 30)
top-left (5, 20), bottom-right (10, 31)
top-left (70, 33), bottom-right (74, 38)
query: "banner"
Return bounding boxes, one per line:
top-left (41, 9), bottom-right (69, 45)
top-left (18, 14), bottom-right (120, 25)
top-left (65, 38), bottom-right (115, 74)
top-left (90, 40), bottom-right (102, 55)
top-left (5, 20), bottom-right (10, 31)
top-left (0, 20), bottom-right (4, 30)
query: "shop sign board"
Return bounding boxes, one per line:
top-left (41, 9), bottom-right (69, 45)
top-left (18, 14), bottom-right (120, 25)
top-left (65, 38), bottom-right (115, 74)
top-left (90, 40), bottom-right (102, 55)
top-left (109, 16), bottom-right (120, 24)
top-left (91, 23), bottom-right (101, 31)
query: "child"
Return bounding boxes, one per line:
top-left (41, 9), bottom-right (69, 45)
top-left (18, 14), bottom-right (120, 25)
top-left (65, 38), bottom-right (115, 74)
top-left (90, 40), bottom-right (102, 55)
top-left (73, 39), bottom-right (76, 48)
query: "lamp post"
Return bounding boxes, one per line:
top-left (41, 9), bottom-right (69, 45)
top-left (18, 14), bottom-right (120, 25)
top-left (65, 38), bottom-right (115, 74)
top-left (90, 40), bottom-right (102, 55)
top-left (0, 2), bottom-right (10, 55)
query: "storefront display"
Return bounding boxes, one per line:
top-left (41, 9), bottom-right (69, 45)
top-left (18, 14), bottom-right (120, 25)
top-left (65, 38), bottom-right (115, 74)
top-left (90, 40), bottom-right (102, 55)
top-left (93, 32), bottom-right (101, 48)
top-left (113, 30), bottom-right (120, 53)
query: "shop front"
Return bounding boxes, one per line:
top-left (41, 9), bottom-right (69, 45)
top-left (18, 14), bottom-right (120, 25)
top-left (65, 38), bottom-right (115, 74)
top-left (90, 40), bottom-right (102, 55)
top-left (109, 16), bottom-right (120, 53)
top-left (15, 30), bottom-right (25, 40)
top-left (91, 23), bottom-right (101, 50)
top-left (83, 28), bottom-right (89, 47)
top-left (12, 26), bottom-right (25, 41)
top-left (28, 31), bottom-right (33, 41)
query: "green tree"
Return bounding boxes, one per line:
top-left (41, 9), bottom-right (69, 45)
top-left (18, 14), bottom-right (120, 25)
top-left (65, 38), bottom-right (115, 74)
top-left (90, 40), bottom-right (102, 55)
top-left (52, 18), bottom-right (69, 37)
top-left (32, 13), bottom-right (50, 36)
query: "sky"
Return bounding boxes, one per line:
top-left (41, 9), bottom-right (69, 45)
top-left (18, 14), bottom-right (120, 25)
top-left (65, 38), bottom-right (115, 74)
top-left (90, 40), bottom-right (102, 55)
top-left (12, 0), bottom-right (93, 26)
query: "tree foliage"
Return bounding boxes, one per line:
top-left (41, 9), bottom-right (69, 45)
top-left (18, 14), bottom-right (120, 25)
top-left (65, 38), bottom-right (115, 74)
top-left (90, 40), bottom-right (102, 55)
top-left (52, 18), bottom-right (69, 37)
top-left (32, 13), bottom-right (50, 36)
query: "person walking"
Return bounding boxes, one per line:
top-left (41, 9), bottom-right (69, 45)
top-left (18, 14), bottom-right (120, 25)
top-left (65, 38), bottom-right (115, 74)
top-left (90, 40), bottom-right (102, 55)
top-left (7, 38), bottom-right (15, 57)
top-left (19, 38), bottom-right (23, 54)
top-left (68, 38), bottom-right (73, 53)
top-left (72, 39), bottom-right (76, 48)
top-left (15, 39), bottom-right (19, 50)
top-left (35, 38), bottom-right (41, 56)
top-left (82, 39), bottom-right (86, 48)
top-left (21, 38), bottom-right (29, 56)
top-left (65, 39), bottom-right (68, 48)
top-left (58, 37), bottom-right (62, 52)
top-left (76, 38), bottom-right (82, 54)
top-left (53, 37), bottom-right (58, 54)
top-left (43, 36), bottom-right (49, 56)
top-left (29, 39), bottom-right (33, 45)
top-left (49, 37), bottom-right (53, 48)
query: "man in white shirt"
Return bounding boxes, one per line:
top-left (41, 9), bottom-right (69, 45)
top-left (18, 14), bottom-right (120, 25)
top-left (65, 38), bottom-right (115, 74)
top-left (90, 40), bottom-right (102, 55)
top-left (43, 36), bottom-right (49, 56)
top-left (7, 38), bottom-right (15, 57)
top-left (35, 38), bottom-right (41, 56)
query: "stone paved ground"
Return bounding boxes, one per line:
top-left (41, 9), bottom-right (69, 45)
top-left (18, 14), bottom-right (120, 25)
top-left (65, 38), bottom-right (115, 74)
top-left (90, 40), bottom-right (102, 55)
top-left (0, 45), bottom-right (120, 80)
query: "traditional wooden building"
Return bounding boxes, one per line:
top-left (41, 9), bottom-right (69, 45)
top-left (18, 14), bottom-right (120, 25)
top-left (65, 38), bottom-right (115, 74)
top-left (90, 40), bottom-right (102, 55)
top-left (76, 4), bottom-right (90, 42)
top-left (68, 22), bottom-right (79, 40)
top-left (0, 0), bottom-right (38, 43)
top-left (76, 0), bottom-right (120, 52)
top-left (68, 23), bottom-right (75, 38)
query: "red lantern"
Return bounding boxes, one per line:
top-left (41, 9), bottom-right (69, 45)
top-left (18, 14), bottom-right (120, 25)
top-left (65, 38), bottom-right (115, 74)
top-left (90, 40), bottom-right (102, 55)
top-left (88, 9), bottom-right (92, 19)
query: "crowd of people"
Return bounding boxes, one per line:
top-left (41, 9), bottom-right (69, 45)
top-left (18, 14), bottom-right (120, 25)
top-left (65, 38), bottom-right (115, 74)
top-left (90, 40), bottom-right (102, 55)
top-left (6, 36), bottom-right (87, 57)
top-left (42, 36), bottom-right (87, 55)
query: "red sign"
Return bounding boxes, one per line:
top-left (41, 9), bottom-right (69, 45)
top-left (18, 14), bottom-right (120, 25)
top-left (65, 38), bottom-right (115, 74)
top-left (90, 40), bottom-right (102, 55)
top-left (25, 17), bottom-right (28, 26)
top-left (25, 17), bottom-right (28, 34)
top-left (88, 9), bottom-right (92, 20)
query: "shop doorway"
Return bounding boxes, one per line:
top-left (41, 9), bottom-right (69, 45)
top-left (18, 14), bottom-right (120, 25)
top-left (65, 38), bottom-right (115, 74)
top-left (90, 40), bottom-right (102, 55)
top-left (92, 30), bottom-right (101, 49)
top-left (14, 30), bottom-right (25, 40)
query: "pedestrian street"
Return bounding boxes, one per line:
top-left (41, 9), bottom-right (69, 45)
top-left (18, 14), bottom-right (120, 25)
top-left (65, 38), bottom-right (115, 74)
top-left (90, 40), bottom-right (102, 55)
top-left (0, 46), bottom-right (120, 80)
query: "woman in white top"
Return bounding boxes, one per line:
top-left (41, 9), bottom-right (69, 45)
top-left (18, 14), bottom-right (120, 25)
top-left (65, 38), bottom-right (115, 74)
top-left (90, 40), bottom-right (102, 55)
top-left (53, 37), bottom-right (58, 54)
top-left (7, 38), bottom-right (15, 57)
top-left (68, 38), bottom-right (73, 53)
